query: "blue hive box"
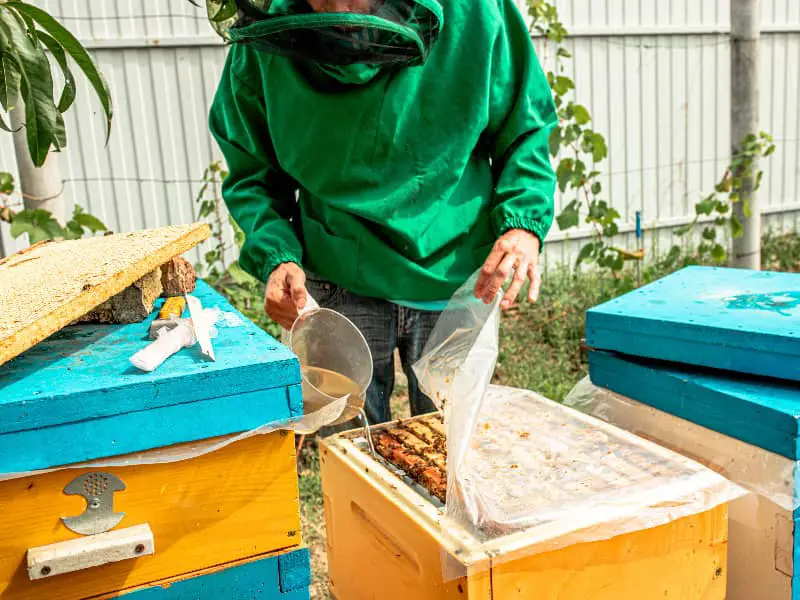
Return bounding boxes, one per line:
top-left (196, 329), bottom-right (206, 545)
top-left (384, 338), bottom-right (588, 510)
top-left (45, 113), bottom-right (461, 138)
top-left (122, 547), bottom-right (311, 599)
top-left (0, 280), bottom-right (302, 474)
top-left (586, 266), bottom-right (800, 382)
top-left (589, 350), bottom-right (800, 461)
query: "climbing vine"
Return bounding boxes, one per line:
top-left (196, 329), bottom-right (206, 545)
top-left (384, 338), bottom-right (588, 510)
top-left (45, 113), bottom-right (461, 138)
top-left (526, 0), bottom-right (775, 272)
top-left (526, 0), bottom-right (624, 271)
top-left (195, 160), bottom-right (280, 337)
top-left (673, 131), bottom-right (775, 264)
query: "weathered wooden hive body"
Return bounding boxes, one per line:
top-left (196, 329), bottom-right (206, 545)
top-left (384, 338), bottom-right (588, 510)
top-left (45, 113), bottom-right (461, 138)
top-left (321, 387), bottom-right (733, 600)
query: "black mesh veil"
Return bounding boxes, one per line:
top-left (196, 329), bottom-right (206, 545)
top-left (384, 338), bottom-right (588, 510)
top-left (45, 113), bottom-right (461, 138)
top-left (206, 0), bottom-right (442, 67)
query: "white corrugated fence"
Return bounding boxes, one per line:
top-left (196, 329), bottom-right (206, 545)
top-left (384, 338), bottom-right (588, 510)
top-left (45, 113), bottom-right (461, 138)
top-left (0, 0), bottom-right (798, 268)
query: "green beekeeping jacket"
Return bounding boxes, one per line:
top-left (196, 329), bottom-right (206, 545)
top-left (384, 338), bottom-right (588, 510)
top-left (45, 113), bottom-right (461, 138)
top-left (209, 0), bottom-right (557, 302)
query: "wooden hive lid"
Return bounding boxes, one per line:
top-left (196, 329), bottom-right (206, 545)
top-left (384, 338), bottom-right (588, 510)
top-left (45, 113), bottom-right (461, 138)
top-left (0, 281), bottom-right (302, 475)
top-left (0, 224), bottom-right (210, 366)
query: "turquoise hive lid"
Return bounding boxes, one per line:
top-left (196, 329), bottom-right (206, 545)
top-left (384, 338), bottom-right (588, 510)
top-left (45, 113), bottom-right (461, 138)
top-left (0, 281), bottom-right (302, 474)
top-left (587, 266), bottom-right (800, 382)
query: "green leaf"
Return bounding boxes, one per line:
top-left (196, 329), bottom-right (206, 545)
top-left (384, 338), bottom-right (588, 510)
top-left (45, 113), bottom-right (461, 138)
top-left (610, 251), bottom-right (624, 271)
top-left (570, 158), bottom-right (586, 187)
top-left (664, 245), bottom-right (681, 267)
top-left (556, 200), bottom-right (579, 230)
top-left (730, 213), bottom-right (744, 238)
top-left (8, 2), bottom-right (113, 142)
top-left (551, 75), bottom-right (574, 96)
top-left (743, 197), bottom-right (752, 219)
top-left (199, 200), bottom-right (215, 219)
top-left (590, 181), bottom-right (601, 195)
top-left (555, 158), bottom-right (573, 193)
top-left (701, 227), bottom-right (716, 241)
top-left (572, 104), bottom-right (591, 125)
top-left (64, 218), bottom-right (83, 239)
top-left (228, 261), bottom-right (257, 286)
top-left (575, 241), bottom-right (596, 266)
top-left (210, 0), bottom-right (239, 22)
top-left (754, 170), bottom-right (764, 191)
top-left (711, 243), bottom-right (726, 263)
top-left (591, 133), bottom-right (608, 162)
top-left (0, 8), bottom-right (60, 166)
top-left (230, 217), bottom-right (246, 249)
top-left (602, 222), bottom-right (618, 237)
top-left (695, 197), bottom-right (715, 216)
top-left (52, 111), bottom-right (66, 150)
top-left (37, 30), bottom-right (76, 113)
top-left (587, 199), bottom-right (608, 221)
top-left (562, 123), bottom-right (580, 145)
top-left (71, 204), bottom-right (107, 233)
top-left (10, 208), bottom-right (64, 242)
top-left (548, 127), bottom-right (561, 158)
top-left (0, 53), bottom-right (21, 111)
top-left (0, 171), bottom-right (14, 194)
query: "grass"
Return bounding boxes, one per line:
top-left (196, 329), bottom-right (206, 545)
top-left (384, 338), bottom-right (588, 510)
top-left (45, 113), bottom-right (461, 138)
top-left (296, 445), bottom-right (329, 599)
top-left (215, 231), bottom-right (800, 600)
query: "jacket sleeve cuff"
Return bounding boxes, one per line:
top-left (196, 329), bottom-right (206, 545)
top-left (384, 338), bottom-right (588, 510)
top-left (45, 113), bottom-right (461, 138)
top-left (494, 216), bottom-right (550, 249)
top-left (261, 252), bottom-right (303, 283)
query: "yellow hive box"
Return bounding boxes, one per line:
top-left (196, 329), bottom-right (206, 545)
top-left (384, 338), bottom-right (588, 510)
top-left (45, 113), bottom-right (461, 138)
top-left (0, 431), bottom-right (301, 600)
top-left (320, 419), bottom-right (730, 600)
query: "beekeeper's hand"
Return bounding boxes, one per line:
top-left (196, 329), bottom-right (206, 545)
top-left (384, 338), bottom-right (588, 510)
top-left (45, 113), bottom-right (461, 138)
top-left (474, 229), bottom-right (541, 309)
top-left (265, 262), bottom-right (308, 330)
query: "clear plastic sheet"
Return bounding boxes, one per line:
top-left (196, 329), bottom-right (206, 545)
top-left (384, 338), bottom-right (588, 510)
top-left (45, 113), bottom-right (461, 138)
top-left (412, 271), bottom-right (500, 526)
top-left (565, 376), bottom-right (796, 512)
top-left (412, 276), bottom-right (745, 579)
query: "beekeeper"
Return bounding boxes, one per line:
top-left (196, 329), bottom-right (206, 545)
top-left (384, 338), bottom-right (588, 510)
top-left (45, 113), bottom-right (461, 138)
top-left (208, 0), bottom-right (557, 425)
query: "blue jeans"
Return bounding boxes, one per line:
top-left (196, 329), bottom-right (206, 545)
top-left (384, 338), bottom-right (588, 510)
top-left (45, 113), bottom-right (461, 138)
top-left (305, 274), bottom-right (440, 428)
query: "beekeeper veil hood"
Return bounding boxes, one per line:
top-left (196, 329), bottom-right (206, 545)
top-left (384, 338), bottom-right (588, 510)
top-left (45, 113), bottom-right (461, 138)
top-left (206, 0), bottom-right (442, 81)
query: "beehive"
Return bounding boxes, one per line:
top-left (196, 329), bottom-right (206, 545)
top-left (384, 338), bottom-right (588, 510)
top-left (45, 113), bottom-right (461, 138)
top-left (321, 393), bottom-right (732, 600)
top-left (586, 350), bottom-right (800, 600)
top-left (0, 281), bottom-right (309, 599)
top-left (584, 265), bottom-right (800, 600)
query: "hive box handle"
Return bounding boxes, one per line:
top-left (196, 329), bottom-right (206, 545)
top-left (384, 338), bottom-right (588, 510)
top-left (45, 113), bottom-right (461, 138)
top-left (27, 523), bottom-right (155, 580)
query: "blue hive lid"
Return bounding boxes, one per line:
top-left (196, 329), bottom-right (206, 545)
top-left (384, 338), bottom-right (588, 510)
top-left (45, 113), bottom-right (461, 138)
top-left (0, 281), bottom-right (302, 474)
top-left (587, 266), bottom-right (800, 382)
